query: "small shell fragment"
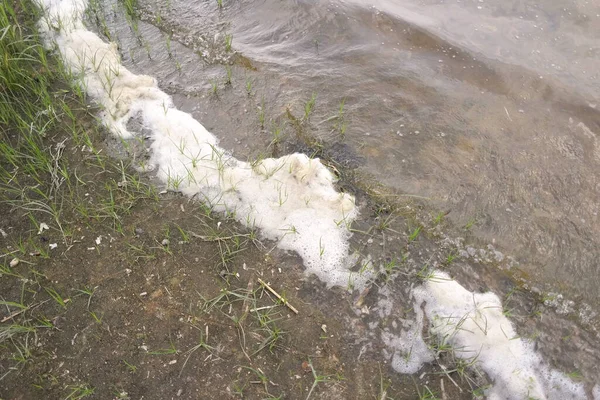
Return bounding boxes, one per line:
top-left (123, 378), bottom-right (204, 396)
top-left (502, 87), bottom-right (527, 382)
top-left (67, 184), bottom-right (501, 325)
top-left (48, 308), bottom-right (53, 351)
top-left (38, 222), bottom-right (49, 235)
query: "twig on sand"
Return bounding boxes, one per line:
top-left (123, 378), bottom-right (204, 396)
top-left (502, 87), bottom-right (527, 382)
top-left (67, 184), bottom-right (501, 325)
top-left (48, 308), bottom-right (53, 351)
top-left (440, 378), bottom-right (447, 400)
top-left (258, 278), bottom-right (298, 314)
top-left (439, 364), bottom-right (462, 392)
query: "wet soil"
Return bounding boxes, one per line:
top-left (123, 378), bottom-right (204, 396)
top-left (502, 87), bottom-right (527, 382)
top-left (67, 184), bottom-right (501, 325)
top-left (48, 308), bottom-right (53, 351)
top-left (2, 123), bottom-right (599, 398)
top-left (0, 112), bottom-right (471, 399)
top-left (0, 160), bottom-right (466, 399)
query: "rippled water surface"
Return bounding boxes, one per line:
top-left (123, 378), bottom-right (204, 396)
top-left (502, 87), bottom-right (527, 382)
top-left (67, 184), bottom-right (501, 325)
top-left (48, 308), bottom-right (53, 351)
top-left (112, 0), bottom-right (600, 307)
top-left (88, 0), bottom-right (600, 302)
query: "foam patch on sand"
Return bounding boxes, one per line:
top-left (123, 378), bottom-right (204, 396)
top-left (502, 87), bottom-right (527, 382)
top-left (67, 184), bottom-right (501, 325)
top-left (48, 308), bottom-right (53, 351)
top-left (38, 0), bottom-right (366, 288)
top-left (386, 271), bottom-right (587, 399)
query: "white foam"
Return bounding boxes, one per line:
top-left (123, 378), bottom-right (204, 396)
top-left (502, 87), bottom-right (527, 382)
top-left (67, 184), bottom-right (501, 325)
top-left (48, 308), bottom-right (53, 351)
top-left (38, 0), bottom-right (363, 288)
top-left (392, 271), bottom-right (587, 399)
top-left (382, 305), bottom-right (434, 374)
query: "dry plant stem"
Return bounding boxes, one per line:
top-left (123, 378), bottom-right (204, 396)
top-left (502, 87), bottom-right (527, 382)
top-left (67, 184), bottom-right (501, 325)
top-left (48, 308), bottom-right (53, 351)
top-left (0, 250), bottom-right (20, 258)
top-left (257, 278), bottom-right (298, 314)
top-left (1, 299), bottom-right (50, 323)
top-left (440, 378), bottom-right (447, 400)
top-left (189, 231), bottom-right (249, 242)
top-left (238, 279), bottom-right (254, 324)
top-left (236, 323), bottom-right (252, 362)
top-left (439, 363), bottom-right (462, 392)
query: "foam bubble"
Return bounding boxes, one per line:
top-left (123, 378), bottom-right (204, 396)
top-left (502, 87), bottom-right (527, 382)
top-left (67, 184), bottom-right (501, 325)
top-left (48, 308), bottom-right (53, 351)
top-left (381, 306), bottom-right (434, 374)
top-left (38, 0), bottom-right (364, 288)
top-left (390, 271), bottom-right (587, 399)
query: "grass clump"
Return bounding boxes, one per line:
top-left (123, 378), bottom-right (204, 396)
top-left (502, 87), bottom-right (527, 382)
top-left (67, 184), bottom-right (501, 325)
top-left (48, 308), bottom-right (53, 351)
top-left (303, 92), bottom-right (317, 121)
top-left (224, 34), bottom-right (233, 52)
top-left (118, 0), bottom-right (139, 25)
top-left (1, 0), bottom-right (157, 237)
top-left (0, 1), bottom-right (158, 385)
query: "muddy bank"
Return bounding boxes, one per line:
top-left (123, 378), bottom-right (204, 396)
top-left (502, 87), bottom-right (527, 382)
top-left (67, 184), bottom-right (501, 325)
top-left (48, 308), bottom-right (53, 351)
top-left (2, 0), bottom-right (600, 398)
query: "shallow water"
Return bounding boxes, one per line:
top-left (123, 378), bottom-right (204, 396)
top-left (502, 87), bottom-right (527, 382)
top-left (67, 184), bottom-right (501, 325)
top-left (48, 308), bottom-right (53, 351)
top-left (110, 0), bottom-right (600, 309)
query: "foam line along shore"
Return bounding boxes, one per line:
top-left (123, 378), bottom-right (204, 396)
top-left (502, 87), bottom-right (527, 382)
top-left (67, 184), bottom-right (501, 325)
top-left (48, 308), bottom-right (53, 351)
top-left (37, 0), bottom-right (599, 398)
top-left (38, 0), bottom-right (370, 289)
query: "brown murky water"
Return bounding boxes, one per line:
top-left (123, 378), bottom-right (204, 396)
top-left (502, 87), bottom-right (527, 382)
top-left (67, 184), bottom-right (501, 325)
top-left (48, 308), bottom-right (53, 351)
top-left (104, 0), bottom-right (600, 308)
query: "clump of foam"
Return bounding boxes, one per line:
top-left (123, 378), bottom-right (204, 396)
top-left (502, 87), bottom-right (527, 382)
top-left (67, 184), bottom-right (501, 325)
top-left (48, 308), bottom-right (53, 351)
top-left (38, 0), bottom-right (364, 288)
top-left (593, 384), bottom-right (600, 400)
top-left (390, 271), bottom-right (587, 399)
top-left (381, 306), bottom-right (434, 374)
